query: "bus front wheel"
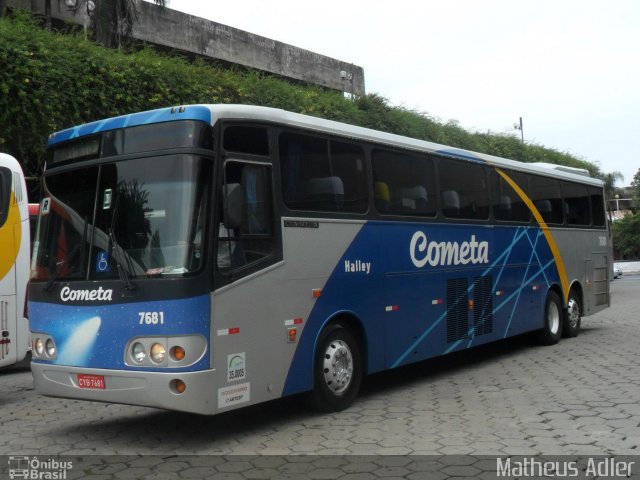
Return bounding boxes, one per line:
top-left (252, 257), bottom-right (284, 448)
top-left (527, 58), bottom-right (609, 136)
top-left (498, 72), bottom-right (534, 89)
top-left (538, 290), bottom-right (563, 345)
top-left (309, 323), bottom-right (362, 412)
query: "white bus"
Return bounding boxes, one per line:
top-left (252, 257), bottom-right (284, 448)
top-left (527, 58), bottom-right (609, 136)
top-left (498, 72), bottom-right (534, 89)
top-left (0, 153), bottom-right (30, 367)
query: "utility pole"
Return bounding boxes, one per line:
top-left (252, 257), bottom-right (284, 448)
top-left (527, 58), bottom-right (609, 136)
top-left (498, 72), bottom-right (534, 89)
top-left (514, 117), bottom-right (524, 143)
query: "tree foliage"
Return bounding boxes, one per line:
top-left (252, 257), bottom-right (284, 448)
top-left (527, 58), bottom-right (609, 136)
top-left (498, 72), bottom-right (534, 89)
top-left (612, 212), bottom-right (640, 260)
top-left (631, 168), bottom-right (640, 210)
top-left (601, 171), bottom-right (624, 203)
top-left (0, 11), bottom-right (617, 187)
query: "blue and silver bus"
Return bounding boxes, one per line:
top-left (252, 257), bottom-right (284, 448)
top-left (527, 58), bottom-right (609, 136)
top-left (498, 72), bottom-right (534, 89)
top-left (29, 105), bottom-right (610, 414)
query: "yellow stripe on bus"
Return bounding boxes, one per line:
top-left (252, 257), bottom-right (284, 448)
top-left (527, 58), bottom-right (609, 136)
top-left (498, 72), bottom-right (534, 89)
top-left (495, 168), bottom-right (570, 303)
top-left (0, 192), bottom-right (21, 280)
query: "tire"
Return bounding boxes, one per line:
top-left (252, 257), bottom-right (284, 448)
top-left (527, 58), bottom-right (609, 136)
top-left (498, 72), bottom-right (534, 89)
top-left (537, 290), bottom-right (563, 345)
top-left (562, 289), bottom-right (581, 338)
top-left (308, 323), bottom-right (362, 412)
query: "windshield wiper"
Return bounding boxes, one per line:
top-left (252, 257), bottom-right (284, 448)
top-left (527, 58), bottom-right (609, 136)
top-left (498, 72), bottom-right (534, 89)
top-left (108, 191), bottom-right (136, 291)
top-left (109, 228), bottom-right (136, 291)
top-left (44, 259), bottom-right (65, 292)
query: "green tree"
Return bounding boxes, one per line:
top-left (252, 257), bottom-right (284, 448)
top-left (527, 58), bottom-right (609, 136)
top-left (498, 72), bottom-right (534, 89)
top-left (631, 168), bottom-right (640, 210)
top-left (601, 171), bottom-right (624, 203)
top-left (612, 212), bottom-right (640, 260)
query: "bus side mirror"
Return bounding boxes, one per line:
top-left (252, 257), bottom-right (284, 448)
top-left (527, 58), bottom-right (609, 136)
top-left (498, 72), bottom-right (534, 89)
top-left (223, 183), bottom-right (243, 230)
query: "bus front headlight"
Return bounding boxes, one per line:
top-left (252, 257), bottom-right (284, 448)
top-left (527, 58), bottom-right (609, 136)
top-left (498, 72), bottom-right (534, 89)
top-left (150, 343), bottom-right (166, 363)
top-left (45, 338), bottom-right (56, 358)
top-left (35, 338), bottom-right (44, 356)
top-left (132, 342), bottom-right (146, 363)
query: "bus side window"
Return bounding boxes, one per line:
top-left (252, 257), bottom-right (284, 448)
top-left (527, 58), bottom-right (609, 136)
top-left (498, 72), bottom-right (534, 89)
top-left (371, 149), bottom-right (437, 217)
top-left (439, 159), bottom-right (489, 220)
top-left (0, 167), bottom-right (10, 227)
top-left (218, 161), bottom-right (275, 276)
top-left (530, 175), bottom-right (563, 224)
top-left (589, 186), bottom-right (606, 227)
top-left (562, 181), bottom-right (590, 226)
top-left (491, 170), bottom-right (531, 223)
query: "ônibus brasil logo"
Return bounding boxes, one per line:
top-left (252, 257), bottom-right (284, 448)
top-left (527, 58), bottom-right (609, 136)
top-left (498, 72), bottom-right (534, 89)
top-left (59, 286), bottom-right (113, 302)
top-left (410, 231), bottom-right (489, 268)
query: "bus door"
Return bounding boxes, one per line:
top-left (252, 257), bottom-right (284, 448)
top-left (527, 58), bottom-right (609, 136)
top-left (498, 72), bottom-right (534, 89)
top-left (212, 159), bottom-right (285, 406)
top-left (0, 166), bottom-right (19, 367)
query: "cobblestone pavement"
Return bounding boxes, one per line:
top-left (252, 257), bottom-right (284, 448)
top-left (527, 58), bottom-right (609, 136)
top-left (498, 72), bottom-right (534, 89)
top-left (0, 278), bottom-right (638, 475)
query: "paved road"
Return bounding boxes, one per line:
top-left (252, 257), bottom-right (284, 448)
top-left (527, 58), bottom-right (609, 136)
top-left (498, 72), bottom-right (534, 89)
top-left (0, 277), bottom-right (638, 474)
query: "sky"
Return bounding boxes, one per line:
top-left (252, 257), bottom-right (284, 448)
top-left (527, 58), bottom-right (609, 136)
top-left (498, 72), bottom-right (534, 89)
top-left (150, 0), bottom-right (639, 186)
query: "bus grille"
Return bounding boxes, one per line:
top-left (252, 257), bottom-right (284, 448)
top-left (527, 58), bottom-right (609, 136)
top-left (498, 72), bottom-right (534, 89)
top-left (473, 276), bottom-right (493, 336)
top-left (446, 278), bottom-right (469, 343)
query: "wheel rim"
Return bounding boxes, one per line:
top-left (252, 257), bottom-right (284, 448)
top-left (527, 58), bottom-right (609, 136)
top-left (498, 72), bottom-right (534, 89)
top-left (548, 301), bottom-right (560, 335)
top-left (567, 297), bottom-right (580, 328)
top-left (322, 339), bottom-right (353, 395)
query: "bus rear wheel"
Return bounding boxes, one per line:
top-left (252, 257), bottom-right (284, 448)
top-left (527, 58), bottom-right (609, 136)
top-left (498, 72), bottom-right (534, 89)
top-left (537, 290), bottom-right (563, 345)
top-left (309, 323), bottom-right (362, 412)
top-left (563, 290), bottom-right (581, 338)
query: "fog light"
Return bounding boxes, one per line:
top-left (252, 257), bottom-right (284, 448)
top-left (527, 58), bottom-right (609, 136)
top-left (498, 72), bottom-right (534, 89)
top-left (35, 338), bottom-right (44, 356)
top-left (45, 338), bottom-right (56, 357)
top-left (170, 346), bottom-right (185, 361)
top-left (171, 379), bottom-right (186, 394)
top-left (132, 342), bottom-right (146, 363)
top-left (150, 343), bottom-right (166, 363)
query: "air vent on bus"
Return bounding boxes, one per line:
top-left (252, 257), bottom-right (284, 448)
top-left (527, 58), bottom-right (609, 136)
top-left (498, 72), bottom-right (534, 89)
top-left (473, 276), bottom-right (493, 337)
top-left (446, 278), bottom-right (469, 343)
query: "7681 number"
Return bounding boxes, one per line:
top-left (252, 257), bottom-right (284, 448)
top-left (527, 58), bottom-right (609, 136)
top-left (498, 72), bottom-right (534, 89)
top-left (139, 312), bottom-right (165, 325)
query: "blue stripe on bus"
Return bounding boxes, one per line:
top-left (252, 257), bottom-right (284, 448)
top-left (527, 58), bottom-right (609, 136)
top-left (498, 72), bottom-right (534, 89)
top-left (282, 221), bottom-right (560, 397)
top-left (29, 294), bottom-right (210, 372)
top-left (435, 149), bottom-right (486, 163)
top-left (47, 106), bottom-right (212, 146)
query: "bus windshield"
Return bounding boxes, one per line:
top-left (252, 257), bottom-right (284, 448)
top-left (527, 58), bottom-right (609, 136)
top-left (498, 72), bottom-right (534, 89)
top-left (32, 154), bottom-right (209, 281)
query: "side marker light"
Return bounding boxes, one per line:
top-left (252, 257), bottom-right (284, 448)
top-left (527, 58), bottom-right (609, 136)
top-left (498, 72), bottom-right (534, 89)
top-left (171, 346), bottom-right (186, 361)
top-left (288, 328), bottom-right (297, 343)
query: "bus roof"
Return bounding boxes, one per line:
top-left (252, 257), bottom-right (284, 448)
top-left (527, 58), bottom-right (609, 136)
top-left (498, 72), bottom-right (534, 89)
top-left (47, 104), bottom-right (604, 187)
top-left (0, 152), bottom-right (21, 171)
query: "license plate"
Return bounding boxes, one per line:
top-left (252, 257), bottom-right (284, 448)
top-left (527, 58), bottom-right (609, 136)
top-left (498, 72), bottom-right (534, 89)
top-left (77, 374), bottom-right (106, 389)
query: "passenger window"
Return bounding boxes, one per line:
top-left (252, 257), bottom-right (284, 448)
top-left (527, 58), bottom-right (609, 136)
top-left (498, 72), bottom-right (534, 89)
top-left (0, 167), bottom-right (10, 227)
top-left (439, 159), bottom-right (489, 220)
top-left (217, 161), bottom-right (275, 275)
top-left (491, 170), bottom-right (531, 223)
top-left (562, 182), bottom-right (590, 226)
top-left (224, 126), bottom-right (270, 156)
top-left (279, 132), bottom-right (367, 213)
top-left (530, 176), bottom-right (563, 224)
top-left (372, 150), bottom-right (436, 216)
top-left (589, 187), bottom-right (605, 227)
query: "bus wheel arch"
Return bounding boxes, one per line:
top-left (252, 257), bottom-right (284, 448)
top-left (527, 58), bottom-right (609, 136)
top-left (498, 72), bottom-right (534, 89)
top-left (308, 313), bottom-right (365, 412)
top-left (563, 283), bottom-right (583, 338)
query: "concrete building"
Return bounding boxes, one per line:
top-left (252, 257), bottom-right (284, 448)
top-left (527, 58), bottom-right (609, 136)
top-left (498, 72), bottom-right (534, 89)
top-left (5, 0), bottom-right (366, 95)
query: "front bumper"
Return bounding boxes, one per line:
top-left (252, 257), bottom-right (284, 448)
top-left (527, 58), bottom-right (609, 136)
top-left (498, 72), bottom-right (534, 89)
top-left (31, 362), bottom-right (218, 415)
